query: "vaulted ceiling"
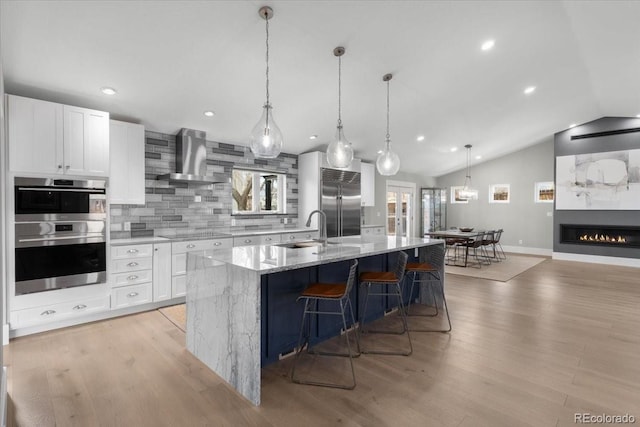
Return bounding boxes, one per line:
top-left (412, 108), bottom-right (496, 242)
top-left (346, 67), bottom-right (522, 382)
top-left (2, 1), bottom-right (640, 176)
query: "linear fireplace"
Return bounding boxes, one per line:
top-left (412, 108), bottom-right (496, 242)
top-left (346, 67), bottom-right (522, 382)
top-left (560, 224), bottom-right (640, 248)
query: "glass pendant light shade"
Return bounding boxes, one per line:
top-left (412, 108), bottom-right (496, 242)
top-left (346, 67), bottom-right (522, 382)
top-left (376, 139), bottom-right (400, 176)
top-left (250, 103), bottom-right (283, 158)
top-left (326, 46), bottom-right (353, 169)
top-left (250, 6), bottom-right (283, 159)
top-left (326, 124), bottom-right (354, 168)
top-left (458, 144), bottom-right (478, 200)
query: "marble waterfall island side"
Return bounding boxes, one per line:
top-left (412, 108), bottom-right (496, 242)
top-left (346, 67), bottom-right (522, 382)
top-left (186, 236), bottom-right (445, 405)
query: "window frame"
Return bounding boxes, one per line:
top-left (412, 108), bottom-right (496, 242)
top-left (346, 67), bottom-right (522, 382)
top-left (231, 168), bottom-right (287, 215)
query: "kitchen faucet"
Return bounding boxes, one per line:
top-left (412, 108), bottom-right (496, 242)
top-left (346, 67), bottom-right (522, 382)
top-left (306, 210), bottom-right (327, 248)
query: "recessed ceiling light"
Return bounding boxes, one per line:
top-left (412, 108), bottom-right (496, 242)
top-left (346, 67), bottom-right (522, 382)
top-left (203, 111), bottom-right (215, 117)
top-left (100, 87), bottom-right (117, 95)
top-left (309, 135), bottom-right (318, 140)
top-left (450, 147), bottom-right (458, 152)
top-left (481, 39), bottom-right (495, 51)
top-left (569, 123), bottom-right (577, 128)
top-left (475, 155), bottom-right (482, 160)
top-left (636, 114), bottom-right (640, 118)
top-left (416, 135), bottom-right (425, 142)
top-left (524, 86), bottom-right (536, 95)
top-left (377, 150), bottom-right (383, 154)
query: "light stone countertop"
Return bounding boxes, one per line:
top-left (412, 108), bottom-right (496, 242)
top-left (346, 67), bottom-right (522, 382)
top-left (226, 227), bottom-right (317, 237)
top-left (195, 235), bottom-right (444, 275)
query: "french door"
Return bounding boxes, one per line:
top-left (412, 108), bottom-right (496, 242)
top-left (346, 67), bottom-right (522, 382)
top-left (386, 181), bottom-right (416, 238)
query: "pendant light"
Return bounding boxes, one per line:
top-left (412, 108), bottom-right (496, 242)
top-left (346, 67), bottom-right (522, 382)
top-left (249, 6), bottom-right (283, 159)
top-left (458, 144), bottom-right (479, 200)
top-left (326, 47), bottom-right (354, 169)
top-left (376, 73), bottom-right (400, 176)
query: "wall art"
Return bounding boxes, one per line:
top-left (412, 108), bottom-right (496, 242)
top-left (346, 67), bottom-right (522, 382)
top-left (489, 184), bottom-right (510, 203)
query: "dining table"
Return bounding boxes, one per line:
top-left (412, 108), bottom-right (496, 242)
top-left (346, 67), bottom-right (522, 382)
top-left (424, 230), bottom-right (485, 267)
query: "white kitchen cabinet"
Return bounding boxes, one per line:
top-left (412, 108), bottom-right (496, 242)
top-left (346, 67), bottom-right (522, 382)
top-left (112, 282), bottom-right (153, 309)
top-left (63, 105), bottom-right (109, 176)
top-left (361, 162), bottom-right (376, 206)
top-left (10, 295), bottom-right (111, 329)
top-left (109, 120), bottom-right (145, 204)
top-left (171, 238), bottom-right (232, 297)
top-left (110, 243), bottom-right (153, 309)
top-left (281, 231), bottom-right (318, 242)
top-left (233, 234), bottom-right (283, 247)
top-left (7, 95), bottom-right (63, 174)
top-left (362, 226), bottom-right (385, 236)
top-left (153, 243), bottom-right (171, 302)
top-left (7, 95), bottom-right (109, 177)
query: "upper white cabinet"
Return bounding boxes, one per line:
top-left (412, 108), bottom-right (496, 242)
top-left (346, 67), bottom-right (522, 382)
top-left (8, 95), bottom-right (63, 174)
top-left (7, 95), bottom-right (109, 177)
top-left (109, 120), bottom-right (145, 205)
top-left (361, 162), bottom-right (376, 206)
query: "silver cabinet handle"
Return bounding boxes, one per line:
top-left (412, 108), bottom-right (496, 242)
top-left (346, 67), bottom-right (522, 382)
top-left (187, 244), bottom-right (196, 249)
top-left (127, 249), bottom-right (138, 254)
top-left (127, 292), bottom-right (139, 298)
top-left (57, 164), bottom-right (62, 169)
top-left (41, 310), bottom-right (56, 316)
top-left (65, 165), bottom-right (70, 170)
top-left (127, 262), bottom-right (139, 267)
top-left (290, 235), bottom-right (295, 240)
top-left (127, 275), bottom-right (138, 280)
top-left (155, 248), bottom-right (158, 252)
top-left (73, 304), bottom-right (87, 310)
top-left (214, 242), bottom-right (221, 246)
top-left (244, 239), bottom-right (251, 243)
top-left (265, 237), bottom-right (272, 241)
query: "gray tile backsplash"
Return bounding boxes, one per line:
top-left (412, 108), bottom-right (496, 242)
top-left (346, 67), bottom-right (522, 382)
top-left (110, 130), bottom-right (298, 239)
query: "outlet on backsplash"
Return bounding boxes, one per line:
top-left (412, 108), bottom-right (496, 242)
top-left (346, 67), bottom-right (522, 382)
top-left (124, 222), bottom-right (131, 231)
top-left (194, 195), bottom-right (202, 202)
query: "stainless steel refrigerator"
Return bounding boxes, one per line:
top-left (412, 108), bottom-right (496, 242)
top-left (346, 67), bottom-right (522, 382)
top-left (321, 168), bottom-right (361, 237)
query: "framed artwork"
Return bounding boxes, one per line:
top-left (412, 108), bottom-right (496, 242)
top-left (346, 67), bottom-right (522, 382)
top-left (489, 184), bottom-right (510, 203)
top-left (450, 186), bottom-right (468, 204)
top-left (534, 181), bottom-right (554, 203)
top-left (555, 148), bottom-right (640, 210)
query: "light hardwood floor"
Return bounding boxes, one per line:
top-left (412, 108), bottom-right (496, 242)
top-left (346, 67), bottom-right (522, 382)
top-left (5, 258), bottom-right (640, 426)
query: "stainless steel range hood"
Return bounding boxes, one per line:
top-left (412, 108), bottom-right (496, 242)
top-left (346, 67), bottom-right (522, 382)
top-left (157, 128), bottom-right (229, 184)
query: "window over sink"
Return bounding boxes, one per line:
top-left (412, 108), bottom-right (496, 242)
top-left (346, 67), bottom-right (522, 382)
top-left (232, 168), bottom-right (287, 214)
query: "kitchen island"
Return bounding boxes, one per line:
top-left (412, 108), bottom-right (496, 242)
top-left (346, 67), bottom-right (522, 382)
top-left (185, 235), bottom-right (445, 405)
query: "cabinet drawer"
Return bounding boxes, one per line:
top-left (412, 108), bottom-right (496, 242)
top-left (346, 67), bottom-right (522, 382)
top-left (10, 295), bottom-right (111, 329)
top-left (111, 244), bottom-right (153, 259)
top-left (112, 282), bottom-right (152, 309)
top-left (283, 231), bottom-right (318, 242)
top-left (111, 269), bottom-right (152, 287)
top-left (233, 236), bottom-right (260, 246)
top-left (112, 257), bottom-right (152, 274)
top-left (260, 234), bottom-right (281, 245)
top-left (172, 240), bottom-right (215, 254)
top-left (172, 275), bottom-right (186, 298)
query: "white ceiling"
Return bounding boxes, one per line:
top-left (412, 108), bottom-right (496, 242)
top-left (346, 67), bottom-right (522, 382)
top-left (2, 1), bottom-right (640, 177)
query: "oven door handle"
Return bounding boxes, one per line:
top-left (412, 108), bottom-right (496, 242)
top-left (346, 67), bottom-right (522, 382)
top-left (17, 187), bottom-right (106, 194)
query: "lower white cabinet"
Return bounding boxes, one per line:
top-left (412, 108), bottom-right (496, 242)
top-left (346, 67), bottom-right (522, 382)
top-left (232, 230), bottom-right (319, 247)
top-left (282, 231), bottom-right (318, 242)
top-left (112, 282), bottom-right (153, 309)
top-left (171, 238), bottom-right (232, 297)
top-left (10, 295), bottom-right (111, 329)
top-left (153, 243), bottom-right (171, 302)
top-left (362, 226), bottom-right (385, 236)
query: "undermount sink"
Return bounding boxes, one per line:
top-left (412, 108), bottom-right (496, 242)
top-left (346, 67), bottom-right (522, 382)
top-left (274, 240), bottom-right (339, 249)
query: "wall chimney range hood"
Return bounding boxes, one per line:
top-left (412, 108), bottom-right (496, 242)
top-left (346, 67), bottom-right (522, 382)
top-left (157, 128), bottom-right (228, 184)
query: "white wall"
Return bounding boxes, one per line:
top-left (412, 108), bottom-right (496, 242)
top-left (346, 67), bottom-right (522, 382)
top-left (436, 139), bottom-right (554, 251)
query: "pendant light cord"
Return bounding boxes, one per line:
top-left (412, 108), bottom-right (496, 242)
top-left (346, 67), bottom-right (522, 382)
top-left (386, 79), bottom-right (391, 142)
top-left (264, 10), bottom-right (270, 127)
top-left (337, 55), bottom-right (342, 127)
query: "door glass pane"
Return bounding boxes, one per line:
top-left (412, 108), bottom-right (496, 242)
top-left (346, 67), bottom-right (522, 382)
top-left (387, 191), bottom-right (397, 235)
top-left (401, 192), bottom-right (410, 237)
top-left (232, 170), bottom-right (253, 212)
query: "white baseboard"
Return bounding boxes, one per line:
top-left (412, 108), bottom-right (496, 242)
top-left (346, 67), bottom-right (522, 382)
top-left (552, 252), bottom-right (640, 268)
top-left (2, 325), bottom-right (7, 346)
top-left (502, 245), bottom-right (552, 257)
top-left (1, 366), bottom-right (6, 427)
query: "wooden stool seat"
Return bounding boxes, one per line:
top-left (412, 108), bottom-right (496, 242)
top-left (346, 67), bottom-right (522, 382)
top-left (406, 262), bottom-right (437, 273)
top-left (359, 271), bottom-right (397, 283)
top-left (301, 283), bottom-right (347, 299)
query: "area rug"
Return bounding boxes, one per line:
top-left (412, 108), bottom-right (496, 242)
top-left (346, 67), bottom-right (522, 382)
top-left (158, 304), bottom-right (186, 332)
top-left (445, 255), bottom-right (546, 282)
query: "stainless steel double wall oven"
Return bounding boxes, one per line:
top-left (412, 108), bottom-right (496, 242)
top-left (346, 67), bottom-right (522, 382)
top-left (14, 178), bottom-right (107, 295)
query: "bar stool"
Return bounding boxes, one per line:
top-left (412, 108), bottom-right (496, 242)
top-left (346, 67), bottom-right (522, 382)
top-left (359, 251), bottom-right (412, 356)
top-left (291, 260), bottom-right (360, 389)
top-left (405, 244), bottom-right (451, 332)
